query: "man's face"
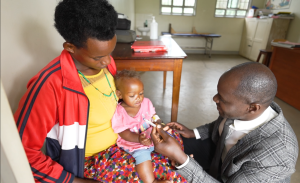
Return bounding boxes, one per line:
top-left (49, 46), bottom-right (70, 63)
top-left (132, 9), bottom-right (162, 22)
top-left (71, 35), bottom-right (117, 72)
top-left (213, 74), bottom-right (250, 120)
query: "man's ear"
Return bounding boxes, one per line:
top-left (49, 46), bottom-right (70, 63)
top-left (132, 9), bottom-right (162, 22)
top-left (248, 103), bottom-right (261, 114)
top-left (63, 42), bottom-right (76, 54)
top-left (116, 90), bottom-right (122, 99)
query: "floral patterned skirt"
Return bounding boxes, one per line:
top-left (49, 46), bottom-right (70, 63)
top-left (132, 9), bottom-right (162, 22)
top-left (84, 130), bottom-right (187, 183)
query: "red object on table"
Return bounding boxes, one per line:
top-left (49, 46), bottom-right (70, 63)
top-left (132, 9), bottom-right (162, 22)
top-left (131, 40), bottom-right (167, 52)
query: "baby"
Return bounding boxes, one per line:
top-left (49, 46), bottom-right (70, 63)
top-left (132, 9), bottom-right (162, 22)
top-left (112, 70), bottom-right (170, 183)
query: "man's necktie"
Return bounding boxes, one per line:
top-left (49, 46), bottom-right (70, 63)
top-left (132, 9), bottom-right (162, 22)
top-left (209, 119), bottom-right (234, 179)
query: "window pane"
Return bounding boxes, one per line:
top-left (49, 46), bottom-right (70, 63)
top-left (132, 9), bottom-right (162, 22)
top-left (215, 0), bottom-right (248, 17)
top-left (184, 8), bottom-right (194, 14)
top-left (237, 10), bottom-right (246, 16)
top-left (238, 0), bottom-right (249, 9)
top-left (227, 0), bottom-right (231, 8)
top-left (172, 7), bottom-right (182, 13)
top-left (215, 9), bottom-right (225, 15)
top-left (226, 9), bottom-right (236, 15)
top-left (185, 0), bottom-right (195, 6)
top-left (162, 0), bottom-right (172, 5)
top-left (173, 0), bottom-right (183, 6)
top-left (216, 0), bottom-right (228, 9)
top-left (228, 0), bottom-right (238, 8)
top-left (162, 7), bottom-right (171, 13)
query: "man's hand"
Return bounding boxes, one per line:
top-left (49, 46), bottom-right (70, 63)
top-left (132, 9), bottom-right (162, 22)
top-left (166, 122), bottom-right (195, 138)
top-left (139, 133), bottom-right (152, 146)
top-left (73, 177), bottom-right (100, 183)
top-left (151, 125), bottom-right (187, 165)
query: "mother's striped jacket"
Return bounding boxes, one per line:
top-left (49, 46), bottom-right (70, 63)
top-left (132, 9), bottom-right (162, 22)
top-left (14, 50), bottom-right (117, 183)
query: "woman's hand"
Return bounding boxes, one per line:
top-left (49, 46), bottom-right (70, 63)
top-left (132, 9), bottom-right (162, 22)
top-left (166, 122), bottom-right (195, 138)
top-left (151, 125), bottom-right (187, 165)
top-left (73, 177), bottom-right (101, 183)
top-left (139, 133), bottom-right (152, 146)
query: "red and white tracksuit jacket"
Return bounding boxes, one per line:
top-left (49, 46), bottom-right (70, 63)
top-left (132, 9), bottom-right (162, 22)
top-left (14, 50), bottom-right (117, 183)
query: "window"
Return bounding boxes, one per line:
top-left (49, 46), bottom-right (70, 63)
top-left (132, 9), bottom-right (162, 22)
top-left (160, 0), bottom-right (197, 16)
top-left (215, 0), bottom-right (251, 18)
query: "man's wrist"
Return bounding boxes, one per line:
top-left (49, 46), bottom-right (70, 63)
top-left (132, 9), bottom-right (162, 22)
top-left (176, 155), bottom-right (189, 169)
top-left (175, 151), bottom-right (188, 165)
top-left (193, 128), bottom-right (201, 139)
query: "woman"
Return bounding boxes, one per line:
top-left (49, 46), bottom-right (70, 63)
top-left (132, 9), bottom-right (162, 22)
top-left (14, 0), bottom-right (186, 182)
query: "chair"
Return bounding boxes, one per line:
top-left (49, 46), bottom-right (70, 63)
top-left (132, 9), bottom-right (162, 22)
top-left (256, 39), bottom-right (287, 67)
top-left (256, 49), bottom-right (273, 67)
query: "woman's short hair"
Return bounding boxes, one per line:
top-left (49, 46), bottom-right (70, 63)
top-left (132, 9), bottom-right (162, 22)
top-left (54, 0), bottom-right (118, 48)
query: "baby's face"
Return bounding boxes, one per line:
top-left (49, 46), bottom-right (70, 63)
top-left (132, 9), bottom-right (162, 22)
top-left (119, 78), bottom-right (144, 108)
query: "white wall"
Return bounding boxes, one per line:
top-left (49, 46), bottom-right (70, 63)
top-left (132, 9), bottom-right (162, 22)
top-left (251, 0), bottom-right (265, 8)
top-left (109, 0), bottom-right (135, 30)
top-left (1, 81), bottom-right (35, 183)
top-left (271, 1), bottom-right (300, 42)
top-left (1, 0), bottom-right (134, 113)
top-left (1, 0), bottom-right (64, 112)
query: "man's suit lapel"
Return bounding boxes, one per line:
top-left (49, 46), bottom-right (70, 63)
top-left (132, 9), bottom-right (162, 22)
top-left (220, 103), bottom-right (278, 176)
top-left (210, 102), bottom-right (291, 182)
top-left (211, 117), bottom-right (225, 144)
top-left (220, 102), bottom-right (282, 178)
top-left (221, 124), bottom-right (263, 177)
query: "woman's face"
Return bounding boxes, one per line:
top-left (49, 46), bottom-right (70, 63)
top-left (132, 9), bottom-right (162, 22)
top-left (66, 35), bottom-right (117, 75)
top-left (117, 78), bottom-right (144, 108)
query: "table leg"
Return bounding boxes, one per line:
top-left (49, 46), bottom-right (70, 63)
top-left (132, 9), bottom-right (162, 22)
top-left (205, 38), bottom-right (208, 55)
top-left (163, 71), bottom-right (167, 89)
top-left (209, 38), bottom-right (214, 58)
top-left (171, 59), bottom-right (183, 122)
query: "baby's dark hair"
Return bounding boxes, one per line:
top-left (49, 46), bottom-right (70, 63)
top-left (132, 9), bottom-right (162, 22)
top-left (54, 0), bottom-right (118, 48)
top-left (115, 70), bottom-right (141, 90)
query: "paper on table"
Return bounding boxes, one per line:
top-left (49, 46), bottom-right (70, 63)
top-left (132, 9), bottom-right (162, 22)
top-left (278, 41), bottom-right (300, 46)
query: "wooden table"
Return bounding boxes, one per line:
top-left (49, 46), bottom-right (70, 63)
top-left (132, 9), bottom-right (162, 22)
top-left (269, 46), bottom-right (300, 111)
top-left (111, 36), bottom-right (187, 121)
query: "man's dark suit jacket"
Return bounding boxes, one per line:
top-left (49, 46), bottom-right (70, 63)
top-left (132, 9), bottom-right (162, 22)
top-left (176, 102), bottom-right (298, 183)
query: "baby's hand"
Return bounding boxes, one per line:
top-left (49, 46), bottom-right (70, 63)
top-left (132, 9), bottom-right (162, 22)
top-left (139, 133), bottom-right (152, 146)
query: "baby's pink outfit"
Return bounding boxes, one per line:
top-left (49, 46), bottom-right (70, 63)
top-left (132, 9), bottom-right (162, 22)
top-left (111, 98), bottom-right (155, 152)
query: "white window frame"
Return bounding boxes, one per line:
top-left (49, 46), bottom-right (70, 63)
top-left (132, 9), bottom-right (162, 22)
top-left (160, 0), bottom-right (197, 16)
top-left (215, 0), bottom-right (252, 18)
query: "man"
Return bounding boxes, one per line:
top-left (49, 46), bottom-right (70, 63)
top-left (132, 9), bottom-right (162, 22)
top-left (151, 62), bottom-right (298, 183)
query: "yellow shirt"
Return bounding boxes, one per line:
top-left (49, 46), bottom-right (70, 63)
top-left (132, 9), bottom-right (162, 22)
top-left (79, 68), bottom-right (118, 157)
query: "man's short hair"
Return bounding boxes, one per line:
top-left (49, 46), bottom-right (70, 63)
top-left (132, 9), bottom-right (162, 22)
top-left (54, 0), bottom-right (118, 48)
top-left (224, 62), bottom-right (277, 106)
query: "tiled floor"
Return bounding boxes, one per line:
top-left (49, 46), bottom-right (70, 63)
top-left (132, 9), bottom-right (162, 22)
top-left (139, 54), bottom-right (300, 182)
